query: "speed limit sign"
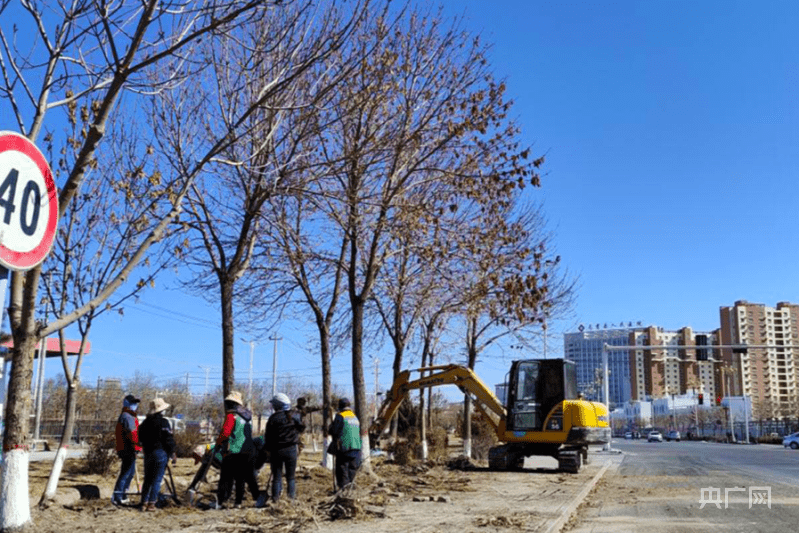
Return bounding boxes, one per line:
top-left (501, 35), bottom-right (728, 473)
top-left (0, 131), bottom-right (58, 270)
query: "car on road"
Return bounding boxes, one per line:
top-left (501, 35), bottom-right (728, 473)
top-left (666, 430), bottom-right (681, 442)
top-left (647, 431), bottom-right (663, 442)
top-left (783, 432), bottom-right (799, 449)
top-left (624, 432), bottom-right (633, 439)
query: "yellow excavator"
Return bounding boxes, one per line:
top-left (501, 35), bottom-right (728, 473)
top-left (370, 359), bottom-right (610, 473)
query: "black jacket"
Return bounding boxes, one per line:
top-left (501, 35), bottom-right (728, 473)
top-left (139, 412), bottom-right (176, 457)
top-left (265, 409), bottom-right (305, 451)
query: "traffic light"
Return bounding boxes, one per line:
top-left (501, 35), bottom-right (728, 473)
top-left (716, 395), bottom-right (722, 406)
top-left (698, 393), bottom-right (704, 405)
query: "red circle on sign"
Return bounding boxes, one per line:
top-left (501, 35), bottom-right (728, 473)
top-left (0, 132), bottom-right (58, 270)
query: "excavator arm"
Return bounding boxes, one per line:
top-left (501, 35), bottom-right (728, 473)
top-left (370, 364), bottom-right (507, 439)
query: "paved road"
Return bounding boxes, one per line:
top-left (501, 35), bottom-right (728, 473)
top-left (29, 447), bottom-right (87, 462)
top-left (613, 439), bottom-right (799, 488)
top-left (568, 440), bottom-right (799, 533)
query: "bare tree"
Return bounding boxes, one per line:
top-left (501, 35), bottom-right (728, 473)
top-left (266, 171), bottom-right (351, 436)
top-left (0, 0), bottom-right (295, 526)
top-left (302, 4), bottom-right (544, 466)
top-left (455, 204), bottom-right (574, 458)
top-left (171, 1), bottom-right (367, 397)
top-left (36, 108), bottom-right (182, 504)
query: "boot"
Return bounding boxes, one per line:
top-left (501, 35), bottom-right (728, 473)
top-left (255, 492), bottom-right (268, 508)
top-left (146, 502), bottom-right (157, 512)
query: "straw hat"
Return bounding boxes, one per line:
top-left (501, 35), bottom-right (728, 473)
top-left (148, 397), bottom-right (170, 415)
top-left (225, 391), bottom-right (244, 406)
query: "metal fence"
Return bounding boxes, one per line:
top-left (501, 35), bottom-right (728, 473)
top-left (34, 418), bottom-right (116, 445)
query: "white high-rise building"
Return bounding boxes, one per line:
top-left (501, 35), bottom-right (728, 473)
top-left (563, 324), bottom-right (644, 407)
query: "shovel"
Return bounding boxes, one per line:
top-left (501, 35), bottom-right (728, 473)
top-left (165, 463), bottom-right (182, 505)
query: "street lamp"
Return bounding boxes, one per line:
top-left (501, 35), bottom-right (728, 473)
top-left (665, 385), bottom-right (676, 431)
top-left (720, 364), bottom-right (738, 442)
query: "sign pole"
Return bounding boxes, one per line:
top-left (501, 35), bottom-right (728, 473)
top-left (0, 265), bottom-right (7, 424)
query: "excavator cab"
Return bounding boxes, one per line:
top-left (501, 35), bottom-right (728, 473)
top-left (505, 359), bottom-right (578, 432)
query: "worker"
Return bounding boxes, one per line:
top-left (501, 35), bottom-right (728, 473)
top-left (216, 391), bottom-right (262, 509)
top-left (296, 396), bottom-right (322, 423)
top-left (328, 398), bottom-right (362, 490)
top-left (264, 393), bottom-right (305, 502)
top-left (138, 397), bottom-right (176, 512)
top-left (112, 394), bottom-right (142, 505)
top-left (295, 396), bottom-right (321, 454)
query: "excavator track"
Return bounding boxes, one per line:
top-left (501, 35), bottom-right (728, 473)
top-left (557, 449), bottom-right (581, 473)
top-left (488, 444), bottom-right (525, 470)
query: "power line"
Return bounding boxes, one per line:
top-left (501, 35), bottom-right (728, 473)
top-left (126, 302), bottom-right (219, 330)
top-left (135, 301), bottom-right (219, 326)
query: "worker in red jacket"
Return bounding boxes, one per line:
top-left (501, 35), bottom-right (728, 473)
top-left (113, 394), bottom-right (142, 505)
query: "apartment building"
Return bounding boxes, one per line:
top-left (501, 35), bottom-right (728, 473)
top-left (628, 326), bottom-right (719, 402)
top-left (719, 301), bottom-right (799, 418)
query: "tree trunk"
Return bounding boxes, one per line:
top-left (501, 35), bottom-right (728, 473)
top-left (39, 381), bottom-right (79, 505)
top-left (39, 330), bottom-right (91, 506)
top-left (220, 278), bottom-right (236, 397)
top-left (390, 339), bottom-right (403, 442)
top-left (1, 334), bottom-right (38, 530)
top-left (319, 323), bottom-right (332, 434)
top-left (418, 345), bottom-right (428, 461)
top-left (462, 396), bottom-right (472, 459)
top-left (428, 349), bottom-right (436, 433)
top-left (463, 320), bottom-right (479, 458)
top-left (318, 319), bottom-right (334, 470)
top-left (350, 299), bottom-right (371, 469)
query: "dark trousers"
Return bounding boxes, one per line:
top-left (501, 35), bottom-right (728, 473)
top-left (218, 453), bottom-right (260, 506)
top-left (270, 445), bottom-right (298, 501)
top-left (141, 449), bottom-right (167, 505)
top-left (113, 450), bottom-right (137, 502)
top-left (335, 449), bottom-right (361, 490)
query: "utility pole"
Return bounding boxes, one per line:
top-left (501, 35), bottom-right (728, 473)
top-left (241, 339), bottom-right (257, 406)
top-left (269, 334), bottom-right (282, 397)
top-left (96, 376), bottom-right (101, 421)
top-left (198, 366), bottom-right (212, 397)
top-left (198, 365), bottom-right (212, 437)
top-left (33, 336), bottom-right (46, 440)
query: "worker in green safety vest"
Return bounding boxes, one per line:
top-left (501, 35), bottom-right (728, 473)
top-left (215, 391), bottom-right (263, 508)
top-left (328, 398), bottom-right (362, 490)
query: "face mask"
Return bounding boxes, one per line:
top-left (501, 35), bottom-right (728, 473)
top-left (130, 403), bottom-right (139, 412)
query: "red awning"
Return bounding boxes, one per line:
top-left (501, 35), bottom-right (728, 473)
top-left (1, 337), bottom-right (90, 358)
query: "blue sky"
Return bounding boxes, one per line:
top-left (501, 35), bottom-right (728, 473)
top-left (19, 0), bottom-right (799, 404)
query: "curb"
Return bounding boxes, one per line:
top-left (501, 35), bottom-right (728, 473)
top-left (542, 460), bottom-right (611, 533)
